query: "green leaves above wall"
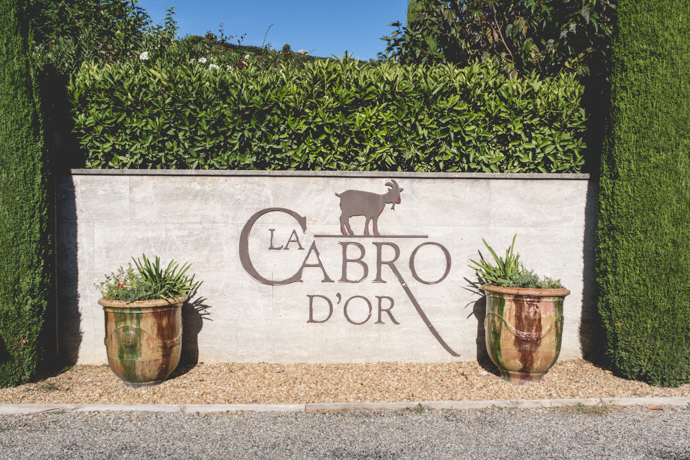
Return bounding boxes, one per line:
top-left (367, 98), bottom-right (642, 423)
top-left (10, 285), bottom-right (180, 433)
top-left (69, 56), bottom-right (587, 172)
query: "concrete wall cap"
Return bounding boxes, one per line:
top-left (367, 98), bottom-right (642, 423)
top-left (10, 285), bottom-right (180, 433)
top-left (69, 168), bottom-right (590, 180)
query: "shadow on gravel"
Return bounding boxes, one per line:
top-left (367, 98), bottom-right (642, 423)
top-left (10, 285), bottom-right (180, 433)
top-left (31, 360), bottom-right (76, 384)
top-left (645, 450), bottom-right (690, 460)
top-left (168, 363), bottom-right (198, 380)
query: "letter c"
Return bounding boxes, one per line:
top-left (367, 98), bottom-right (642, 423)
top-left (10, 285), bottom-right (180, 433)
top-left (239, 208), bottom-right (307, 285)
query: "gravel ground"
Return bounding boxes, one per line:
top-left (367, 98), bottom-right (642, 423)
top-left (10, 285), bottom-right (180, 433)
top-left (1, 359), bottom-right (689, 405)
top-left (1, 405), bottom-right (689, 459)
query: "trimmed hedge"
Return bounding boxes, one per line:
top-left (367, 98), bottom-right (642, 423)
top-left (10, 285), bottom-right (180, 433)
top-left (69, 58), bottom-right (587, 172)
top-left (597, 1), bottom-right (690, 386)
top-left (0, 0), bottom-right (51, 386)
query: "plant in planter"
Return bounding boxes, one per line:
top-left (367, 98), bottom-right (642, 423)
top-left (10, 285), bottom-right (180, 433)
top-left (96, 255), bottom-right (196, 387)
top-left (469, 235), bottom-right (569, 384)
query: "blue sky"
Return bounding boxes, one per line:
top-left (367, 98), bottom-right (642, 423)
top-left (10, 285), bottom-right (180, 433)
top-left (138, 0), bottom-right (409, 60)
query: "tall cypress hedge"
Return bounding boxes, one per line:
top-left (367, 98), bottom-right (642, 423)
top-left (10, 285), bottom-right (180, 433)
top-left (0, 0), bottom-right (51, 386)
top-left (597, 1), bottom-right (690, 386)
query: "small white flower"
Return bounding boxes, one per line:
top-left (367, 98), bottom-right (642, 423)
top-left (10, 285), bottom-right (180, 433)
top-left (244, 54), bottom-right (250, 60)
top-left (198, 57), bottom-right (207, 64)
top-left (209, 64), bottom-right (219, 69)
top-left (297, 49), bottom-right (308, 55)
top-left (139, 51), bottom-right (149, 60)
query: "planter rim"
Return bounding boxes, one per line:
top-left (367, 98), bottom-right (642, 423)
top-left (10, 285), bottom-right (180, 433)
top-left (98, 294), bottom-right (188, 308)
top-left (482, 284), bottom-right (570, 297)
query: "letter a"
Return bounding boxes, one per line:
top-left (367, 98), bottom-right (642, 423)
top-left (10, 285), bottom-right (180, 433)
top-left (297, 242), bottom-right (334, 283)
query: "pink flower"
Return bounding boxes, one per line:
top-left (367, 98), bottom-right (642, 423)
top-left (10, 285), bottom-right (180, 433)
top-left (237, 61), bottom-right (247, 69)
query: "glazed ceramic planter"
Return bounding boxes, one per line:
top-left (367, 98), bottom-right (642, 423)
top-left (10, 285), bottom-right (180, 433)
top-left (483, 285), bottom-right (569, 384)
top-left (100, 295), bottom-right (186, 387)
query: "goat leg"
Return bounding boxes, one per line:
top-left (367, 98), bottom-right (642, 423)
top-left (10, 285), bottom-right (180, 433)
top-left (373, 216), bottom-right (381, 236)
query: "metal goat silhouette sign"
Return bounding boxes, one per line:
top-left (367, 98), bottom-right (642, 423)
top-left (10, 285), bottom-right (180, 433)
top-left (336, 180), bottom-right (403, 235)
top-left (238, 179), bottom-right (459, 357)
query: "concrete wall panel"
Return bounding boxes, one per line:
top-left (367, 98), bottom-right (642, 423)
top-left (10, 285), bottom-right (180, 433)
top-left (56, 170), bottom-right (596, 365)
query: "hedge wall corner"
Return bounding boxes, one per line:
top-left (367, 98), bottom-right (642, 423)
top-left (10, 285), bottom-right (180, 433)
top-left (0, 0), bottom-right (52, 387)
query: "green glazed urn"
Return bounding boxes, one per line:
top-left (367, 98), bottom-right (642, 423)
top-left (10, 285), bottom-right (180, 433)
top-left (483, 285), bottom-right (569, 384)
top-left (100, 295), bottom-right (186, 387)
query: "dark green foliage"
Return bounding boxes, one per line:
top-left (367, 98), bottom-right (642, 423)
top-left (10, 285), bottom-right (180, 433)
top-left (25, 0), bottom-right (176, 76)
top-left (69, 56), bottom-right (587, 172)
top-left (405, 0), bottom-right (439, 61)
top-left (597, 1), bottom-right (690, 386)
top-left (0, 0), bottom-right (51, 386)
top-left (383, 0), bottom-right (615, 176)
top-left (23, 0), bottom-right (178, 170)
top-left (382, 0), bottom-right (615, 79)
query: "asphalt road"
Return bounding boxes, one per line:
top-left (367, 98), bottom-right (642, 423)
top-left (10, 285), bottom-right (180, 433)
top-left (1, 406), bottom-right (689, 459)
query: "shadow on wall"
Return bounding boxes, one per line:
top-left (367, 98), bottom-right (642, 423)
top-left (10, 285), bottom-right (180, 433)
top-left (465, 278), bottom-right (501, 376)
top-left (169, 288), bottom-right (213, 379)
top-left (56, 174), bottom-right (214, 368)
top-left (579, 180), bottom-right (604, 365)
top-left (56, 175), bottom-right (83, 364)
top-left (180, 284), bottom-right (213, 367)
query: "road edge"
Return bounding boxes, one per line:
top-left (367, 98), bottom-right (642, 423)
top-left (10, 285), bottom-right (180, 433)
top-left (0, 397), bottom-right (688, 415)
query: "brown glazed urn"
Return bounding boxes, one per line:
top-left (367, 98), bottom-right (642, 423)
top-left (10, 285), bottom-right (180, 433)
top-left (483, 285), bottom-right (569, 384)
top-left (99, 295), bottom-right (186, 387)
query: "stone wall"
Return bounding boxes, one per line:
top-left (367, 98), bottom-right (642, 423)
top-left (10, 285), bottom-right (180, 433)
top-left (56, 170), bottom-right (597, 365)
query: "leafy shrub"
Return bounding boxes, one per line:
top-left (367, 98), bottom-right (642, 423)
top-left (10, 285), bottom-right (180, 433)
top-left (169, 25), bottom-right (320, 73)
top-left (23, 0), bottom-right (179, 170)
top-left (25, 0), bottom-right (177, 76)
top-left (385, 0), bottom-right (614, 176)
top-left (383, 0), bottom-right (616, 79)
top-left (96, 255), bottom-right (195, 303)
top-left (597, 0), bottom-right (690, 387)
top-left (69, 56), bottom-right (587, 172)
top-left (505, 270), bottom-right (563, 290)
top-left (0, 0), bottom-right (52, 387)
top-left (469, 235), bottom-right (522, 286)
top-left (469, 235), bottom-right (564, 289)
top-left (96, 265), bottom-right (154, 302)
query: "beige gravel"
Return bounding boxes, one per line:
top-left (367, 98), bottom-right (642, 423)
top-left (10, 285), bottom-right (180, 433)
top-left (1, 360), bottom-right (689, 405)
